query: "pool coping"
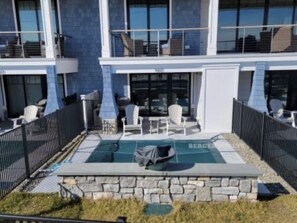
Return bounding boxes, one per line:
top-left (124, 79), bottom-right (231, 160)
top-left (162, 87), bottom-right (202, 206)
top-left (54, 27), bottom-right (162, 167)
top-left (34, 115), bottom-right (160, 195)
top-left (56, 163), bottom-right (261, 177)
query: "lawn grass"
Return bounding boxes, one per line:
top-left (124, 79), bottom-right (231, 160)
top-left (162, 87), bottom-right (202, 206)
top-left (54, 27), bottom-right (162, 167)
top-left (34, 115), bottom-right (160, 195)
top-left (1, 193), bottom-right (297, 223)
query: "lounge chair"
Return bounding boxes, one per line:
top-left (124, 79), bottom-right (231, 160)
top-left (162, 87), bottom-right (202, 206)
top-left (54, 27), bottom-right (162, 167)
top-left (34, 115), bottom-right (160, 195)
top-left (11, 105), bottom-right (39, 128)
top-left (121, 104), bottom-right (143, 136)
top-left (166, 104), bottom-right (187, 135)
top-left (269, 99), bottom-right (297, 127)
top-left (121, 33), bottom-right (143, 57)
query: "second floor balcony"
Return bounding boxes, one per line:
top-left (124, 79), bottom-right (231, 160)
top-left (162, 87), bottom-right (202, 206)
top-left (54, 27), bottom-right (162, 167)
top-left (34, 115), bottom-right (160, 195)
top-left (110, 28), bottom-right (208, 57)
top-left (0, 31), bottom-right (69, 59)
top-left (218, 24), bottom-right (297, 54)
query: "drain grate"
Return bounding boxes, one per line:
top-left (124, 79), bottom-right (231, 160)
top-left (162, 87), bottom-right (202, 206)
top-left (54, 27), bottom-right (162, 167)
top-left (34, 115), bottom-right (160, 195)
top-left (144, 204), bottom-right (173, 216)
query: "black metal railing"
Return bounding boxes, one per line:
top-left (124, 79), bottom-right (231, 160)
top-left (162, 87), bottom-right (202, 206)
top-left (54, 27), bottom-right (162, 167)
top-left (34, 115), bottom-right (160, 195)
top-left (0, 101), bottom-right (84, 199)
top-left (232, 99), bottom-right (297, 190)
top-left (0, 214), bottom-right (127, 223)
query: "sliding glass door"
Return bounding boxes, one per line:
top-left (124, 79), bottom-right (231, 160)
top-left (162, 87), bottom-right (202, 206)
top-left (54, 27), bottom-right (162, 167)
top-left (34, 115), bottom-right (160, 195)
top-left (16, 0), bottom-right (59, 42)
top-left (127, 0), bottom-right (169, 55)
top-left (4, 75), bottom-right (47, 117)
top-left (130, 73), bottom-right (191, 116)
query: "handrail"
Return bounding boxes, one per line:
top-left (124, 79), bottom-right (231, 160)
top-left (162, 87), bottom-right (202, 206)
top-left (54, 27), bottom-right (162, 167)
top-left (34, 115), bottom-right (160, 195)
top-left (220, 23), bottom-right (297, 29)
top-left (0, 31), bottom-right (44, 34)
top-left (111, 27), bottom-right (208, 32)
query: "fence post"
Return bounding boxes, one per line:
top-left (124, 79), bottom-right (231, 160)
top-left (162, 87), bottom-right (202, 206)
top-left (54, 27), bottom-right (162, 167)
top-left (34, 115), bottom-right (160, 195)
top-left (239, 101), bottom-right (244, 139)
top-left (21, 124), bottom-right (31, 178)
top-left (260, 112), bottom-right (266, 160)
top-left (56, 109), bottom-right (62, 150)
top-left (80, 95), bottom-right (88, 131)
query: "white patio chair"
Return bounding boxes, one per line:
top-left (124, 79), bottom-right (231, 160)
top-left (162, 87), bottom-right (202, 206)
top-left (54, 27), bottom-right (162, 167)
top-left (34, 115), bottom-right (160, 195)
top-left (166, 104), bottom-right (187, 135)
top-left (269, 99), bottom-right (297, 127)
top-left (11, 105), bottom-right (39, 128)
top-left (121, 104), bottom-right (143, 136)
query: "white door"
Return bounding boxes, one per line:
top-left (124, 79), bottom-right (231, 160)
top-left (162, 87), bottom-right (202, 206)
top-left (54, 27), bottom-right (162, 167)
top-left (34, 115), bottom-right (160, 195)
top-left (204, 66), bottom-right (239, 132)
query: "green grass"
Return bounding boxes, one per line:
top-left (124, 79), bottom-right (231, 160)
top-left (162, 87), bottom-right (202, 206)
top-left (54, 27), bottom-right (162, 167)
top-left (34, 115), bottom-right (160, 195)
top-left (1, 193), bottom-right (297, 223)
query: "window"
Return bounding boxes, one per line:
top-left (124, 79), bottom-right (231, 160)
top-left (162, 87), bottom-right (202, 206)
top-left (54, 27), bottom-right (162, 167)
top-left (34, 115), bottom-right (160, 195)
top-left (130, 73), bottom-right (191, 116)
top-left (218, 0), bottom-right (297, 53)
top-left (265, 71), bottom-right (297, 110)
top-left (16, 0), bottom-right (59, 42)
top-left (4, 75), bottom-right (47, 117)
top-left (127, 0), bottom-right (169, 45)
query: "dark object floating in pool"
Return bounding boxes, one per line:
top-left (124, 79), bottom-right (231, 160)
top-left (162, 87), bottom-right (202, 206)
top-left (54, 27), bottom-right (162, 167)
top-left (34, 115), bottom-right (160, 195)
top-left (134, 145), bottom-right (175, 170)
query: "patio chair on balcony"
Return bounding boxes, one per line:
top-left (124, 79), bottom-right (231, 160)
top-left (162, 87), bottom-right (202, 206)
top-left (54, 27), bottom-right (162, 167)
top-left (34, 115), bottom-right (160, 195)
top-left (166, 104), bottom-right (187, 135)
top-left (11, 105), bottom-right (39, 128)
top-left (161, 36), bottom-right (183, 56)
top-left (121, 33), bottom-right (144, 57)
top-left (269, 99), bottom-right (297, 127)
top-left (260, 27), bottom-right (297, 53)
top-left (121, 104), bottom-right (143, 136)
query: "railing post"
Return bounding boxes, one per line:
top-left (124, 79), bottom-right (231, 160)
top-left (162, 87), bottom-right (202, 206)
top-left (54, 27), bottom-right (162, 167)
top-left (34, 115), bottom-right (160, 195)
top-left (113, 33), bottom-right (116, 57)
top-left (260, 112), bottom-right (266, 160)
top-left (157, 30), bottom-right (160, 57)
top-left (239, 101), bottom-right (244, 139)
top-left (242, 28), bottom-right (246, 54)
top-left (232, 98), bottom-right (235, 133)
top-left (182, 30), bottom-right (185, 56)
top-left (21, 124), bottom-right (31, 178)
top-left (56, 109), bottom-right (62, 150)
top-left (270, 27), bottom-right (274, 53)
top-left (132, 31), bottom-right (135, 57)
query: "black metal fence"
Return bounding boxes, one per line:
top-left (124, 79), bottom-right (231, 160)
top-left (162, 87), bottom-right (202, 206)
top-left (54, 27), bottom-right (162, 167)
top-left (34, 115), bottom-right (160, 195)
top-left (232, 99), bottom-right (297, 190)
top-left (0, 214), bottom-right (127, 223)
top-left (0, 102), bottom-right (84, 199)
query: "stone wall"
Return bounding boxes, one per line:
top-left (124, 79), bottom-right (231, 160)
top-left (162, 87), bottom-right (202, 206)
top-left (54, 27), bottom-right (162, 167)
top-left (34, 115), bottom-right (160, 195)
top-left (60, 175), bottom-right (258, 203)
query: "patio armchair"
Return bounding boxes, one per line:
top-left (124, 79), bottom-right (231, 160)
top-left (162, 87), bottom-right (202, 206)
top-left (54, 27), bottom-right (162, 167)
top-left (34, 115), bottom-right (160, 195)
top-left (11, 105), bottom-right (39, 128)
top-left (161, 36), bottom-right (183, 56)
top-left (269, 99), bottom-right (296, 127)
top-left (166, 104), bottom-right (187, 135)
top-left (260, 27), bottom-right (297, 53)
top-left (121, 104), bottom-right (143, 136)
top-left (121, 33), bottom-right (144, 57)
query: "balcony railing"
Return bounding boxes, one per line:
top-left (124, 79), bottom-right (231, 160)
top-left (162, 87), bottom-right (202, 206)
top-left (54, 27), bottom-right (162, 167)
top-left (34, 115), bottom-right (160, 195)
top-left (218, 24), bottom-right (297, 54)
top-left (110, 28), bottom-right (208, 57)
top-left (0, 31), bottom-right (67, 59)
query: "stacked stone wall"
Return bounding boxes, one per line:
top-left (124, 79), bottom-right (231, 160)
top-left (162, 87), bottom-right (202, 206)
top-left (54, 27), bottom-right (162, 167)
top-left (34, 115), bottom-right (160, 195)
top-left (60, 175), bottom-right (258, 203)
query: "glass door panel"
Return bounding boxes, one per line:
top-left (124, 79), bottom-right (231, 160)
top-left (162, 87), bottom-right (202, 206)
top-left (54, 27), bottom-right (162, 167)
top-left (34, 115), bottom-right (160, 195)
top-left (5, 76), bottom-right (26, 117)
top-left (128, 0), bottom-right (148, 42)
top-left (218, 0), bottom-right (238, 52)
top-left (130, 74), bottom-right (149, 115)
top-left (150, 74), bottom-right (168, 115)
top-left (24, 76), bottom-right (43, 105)
top-left (130, 73), bottom-right (191, 116)
top-left (172, 74), bottom-right (190, 114)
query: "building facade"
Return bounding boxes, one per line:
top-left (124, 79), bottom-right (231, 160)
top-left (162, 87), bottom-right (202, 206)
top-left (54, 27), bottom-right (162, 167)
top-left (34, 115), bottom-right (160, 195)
top-left (0, 0), bottom-right (297, 132)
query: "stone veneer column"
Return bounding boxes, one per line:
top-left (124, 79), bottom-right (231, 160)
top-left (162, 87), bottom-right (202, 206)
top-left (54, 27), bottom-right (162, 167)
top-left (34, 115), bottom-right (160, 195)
top-left (44, 66), bottom-right (64, 115)
top-left (248, 62), bottom-right (268, 112)
top-left (99, 65), bottom-right (119, 134)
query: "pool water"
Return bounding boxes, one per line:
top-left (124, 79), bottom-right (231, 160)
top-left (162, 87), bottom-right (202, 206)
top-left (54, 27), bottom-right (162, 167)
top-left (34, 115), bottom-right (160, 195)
top-left (86, 140), bottom-right (225, 164)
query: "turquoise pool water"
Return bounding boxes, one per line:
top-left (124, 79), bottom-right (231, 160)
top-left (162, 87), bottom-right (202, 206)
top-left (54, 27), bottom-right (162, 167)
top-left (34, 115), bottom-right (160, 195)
top-left (86, 140), bottom-right (225, 164)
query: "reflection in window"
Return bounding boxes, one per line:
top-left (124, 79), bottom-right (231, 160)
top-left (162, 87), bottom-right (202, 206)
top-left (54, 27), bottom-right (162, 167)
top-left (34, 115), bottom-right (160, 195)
top-left (130, 73), bottom-right (190, 116)
top-left (128, 0), bottom-right (168, 45)
top-left (16, 0), bottom-right (58, 42)
top-left (267, 0), bottom-right (294, 25)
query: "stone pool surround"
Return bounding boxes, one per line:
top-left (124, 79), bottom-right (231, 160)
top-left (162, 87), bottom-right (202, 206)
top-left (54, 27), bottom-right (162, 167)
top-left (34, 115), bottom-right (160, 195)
top-left (57, 163), bottom-right (261, 203)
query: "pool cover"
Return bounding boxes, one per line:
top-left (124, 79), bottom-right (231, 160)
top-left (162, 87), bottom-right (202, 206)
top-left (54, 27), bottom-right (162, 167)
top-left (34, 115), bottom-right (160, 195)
top-left (134, 145), bottom-right (175, 170)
